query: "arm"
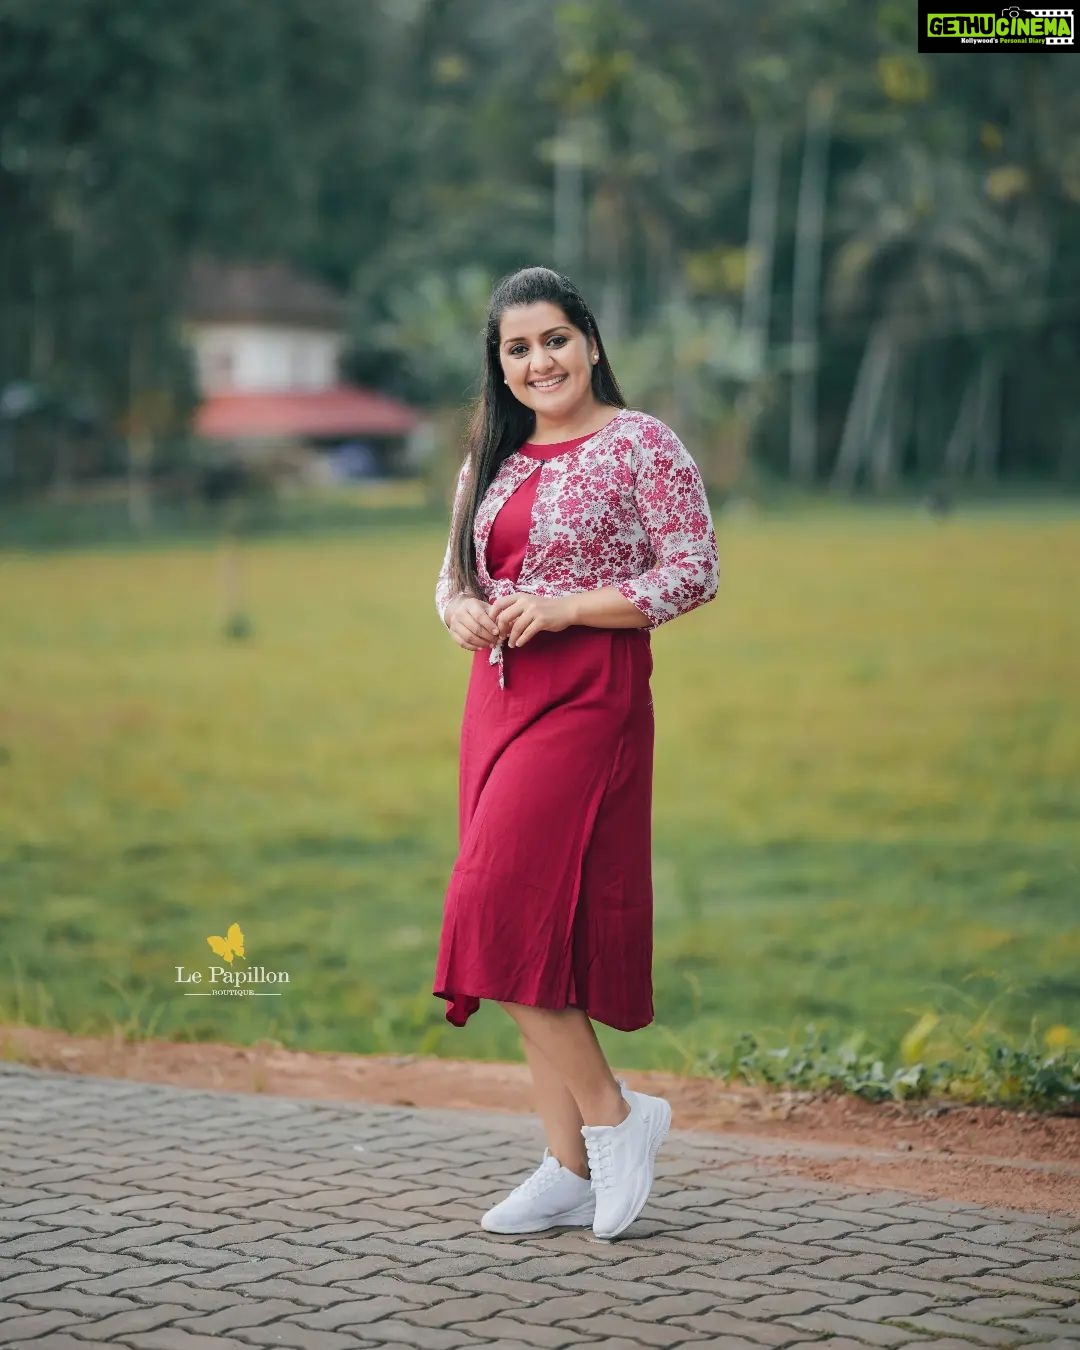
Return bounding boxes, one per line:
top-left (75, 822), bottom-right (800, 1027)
top-left (566, 586), bottom-right (652, 629)
top-left (435, 453), bottom-right (474, 628)
top-left (611, 419), bottom-right (720, 629)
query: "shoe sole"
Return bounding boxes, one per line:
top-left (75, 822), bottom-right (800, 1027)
top-left (480, 1196), bottom-right (595, 1234)
top-left (593, 1094), bottom-right (672, 1240)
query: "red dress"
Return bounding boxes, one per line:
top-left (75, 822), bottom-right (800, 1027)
top-left (432, 432), bottom-right (656, 1032)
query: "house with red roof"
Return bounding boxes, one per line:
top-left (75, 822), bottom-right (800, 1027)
top-left (182, 258), bottom-right (424, 480)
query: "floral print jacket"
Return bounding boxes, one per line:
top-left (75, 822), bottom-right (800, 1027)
top-left (435, 407), bottom-right (720, 689)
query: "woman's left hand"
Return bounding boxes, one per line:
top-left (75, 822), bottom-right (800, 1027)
top-left (489, 593), bottom-right (576, 648)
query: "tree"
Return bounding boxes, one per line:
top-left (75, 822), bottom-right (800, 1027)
top-left (825, 143), bottom-right (1051, 491)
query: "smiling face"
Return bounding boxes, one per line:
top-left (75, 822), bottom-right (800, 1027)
top-left (498, 301), bottom-right (600, 428)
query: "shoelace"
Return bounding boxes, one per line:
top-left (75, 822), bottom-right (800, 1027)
top-left (513, 1157), bottom-right (561, 1201)
top-left (582, 1133), bottom-right (616, 1189)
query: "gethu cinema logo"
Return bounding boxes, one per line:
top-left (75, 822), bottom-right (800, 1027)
top-left (927, 8), bottom-right (1074, 40)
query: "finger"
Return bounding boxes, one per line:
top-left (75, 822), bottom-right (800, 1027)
top-left (464, 614), bottom-right (493, 643)
top-left (467, 601), bottom-right (500, 637)
top-left (508, 616), bottom-right (535, 648)
top-left (450, 615), bottom-right (483, 648)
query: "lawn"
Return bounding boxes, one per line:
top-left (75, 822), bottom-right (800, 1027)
top-left (1, 500), bottom-right (1077, 1076)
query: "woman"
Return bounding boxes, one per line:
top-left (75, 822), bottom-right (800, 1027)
top-left (433, 266), bottom-right (719, 1241)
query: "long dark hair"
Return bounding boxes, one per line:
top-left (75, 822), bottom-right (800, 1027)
top-left (445, 266), bottom-right (627, 605)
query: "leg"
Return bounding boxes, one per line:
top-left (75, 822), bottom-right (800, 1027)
top-left (519, 1033), bottom-right (590, 1178)
top-left (499, 1002), bottom-right (630, 1130)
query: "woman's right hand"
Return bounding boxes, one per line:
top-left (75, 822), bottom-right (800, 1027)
top-left (446, 594), bottom-right (501, 650)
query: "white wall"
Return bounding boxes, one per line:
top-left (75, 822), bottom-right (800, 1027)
top-left (185, 321), bottom-right (344, 394)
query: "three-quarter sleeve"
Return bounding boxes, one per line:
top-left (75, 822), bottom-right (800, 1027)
top-left (613, 420), bottom-right (720, 629)
top-left (435, 453), bottom-right (473, 627)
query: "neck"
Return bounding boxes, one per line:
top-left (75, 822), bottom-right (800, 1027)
top-left (530, 399), bottom-right (611, 443)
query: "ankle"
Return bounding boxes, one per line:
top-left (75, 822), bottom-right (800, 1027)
top-left (554, 1153), bottom-right (590, 1180)
top-left (582, 1087), bottom-right (631, 1129)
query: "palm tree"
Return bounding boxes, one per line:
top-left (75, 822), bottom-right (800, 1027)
top-left (825, 143), bottom-right (1050, 492)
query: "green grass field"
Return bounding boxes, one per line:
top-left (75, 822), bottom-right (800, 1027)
top-left (1, 501), bottom-right (1078, 1082)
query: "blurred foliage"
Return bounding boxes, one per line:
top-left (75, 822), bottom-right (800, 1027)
top-left (714, 1021), bottom-right (1079, 1111)
top-left (1, 0), bottom-right (1079, 508)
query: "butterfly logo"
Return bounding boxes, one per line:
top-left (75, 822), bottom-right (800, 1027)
top-left (206, 922), bottom-right (246, 964)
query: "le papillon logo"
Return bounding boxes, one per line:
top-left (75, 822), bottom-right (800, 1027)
top-left (207, 921), bottom-right (246, 964)
top-left (175, 921), bottom-right (291, 997)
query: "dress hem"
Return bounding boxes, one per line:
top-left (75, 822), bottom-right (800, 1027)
top-left (432, 987), bottom-right (654, 1034)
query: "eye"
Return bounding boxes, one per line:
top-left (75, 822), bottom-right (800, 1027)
top-left (508, 335), bottom-right (569, 358)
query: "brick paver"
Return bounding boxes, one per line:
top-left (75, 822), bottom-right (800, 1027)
top-left (0, 1062), bottom-right (1077, 1348)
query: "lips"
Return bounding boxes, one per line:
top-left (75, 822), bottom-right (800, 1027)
top-left (529, 374), bottom-right (568, 390)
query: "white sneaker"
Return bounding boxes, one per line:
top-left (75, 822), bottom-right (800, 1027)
top-left (480, 1147), bottom-right (595, 1234)
top-left (580, 1083), bottom-right (671, 1239)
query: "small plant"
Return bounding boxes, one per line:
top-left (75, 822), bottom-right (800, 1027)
top-left (697, 1014), bottom-right (1079, 1112)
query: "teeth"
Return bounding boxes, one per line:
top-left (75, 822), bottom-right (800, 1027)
top-left (531, 375), bottom-right (566, 389)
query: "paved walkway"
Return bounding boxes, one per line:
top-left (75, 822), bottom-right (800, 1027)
top-left (0, 1063), bottom-right (1077, 1349)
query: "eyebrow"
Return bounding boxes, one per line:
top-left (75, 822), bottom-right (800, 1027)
top-left (501, 326), bottom-right (571, 347)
